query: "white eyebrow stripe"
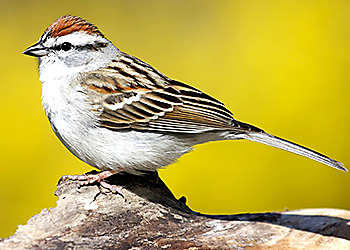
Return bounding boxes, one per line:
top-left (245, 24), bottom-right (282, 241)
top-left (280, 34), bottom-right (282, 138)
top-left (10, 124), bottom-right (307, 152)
top-left (55, 32), bottom-right (105, 46)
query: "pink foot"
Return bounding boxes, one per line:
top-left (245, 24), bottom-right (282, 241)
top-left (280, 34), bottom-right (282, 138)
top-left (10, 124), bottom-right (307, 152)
top-left (59, 170), bottom-right (124, 195)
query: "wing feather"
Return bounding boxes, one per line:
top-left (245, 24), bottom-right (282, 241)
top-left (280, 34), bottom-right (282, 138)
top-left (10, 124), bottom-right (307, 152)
top-left (81, 54), bottom-right (262, 134)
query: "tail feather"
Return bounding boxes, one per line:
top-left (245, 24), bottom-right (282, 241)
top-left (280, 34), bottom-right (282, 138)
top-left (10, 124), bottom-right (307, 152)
top-left (243, 132), bottom-right (347, 172)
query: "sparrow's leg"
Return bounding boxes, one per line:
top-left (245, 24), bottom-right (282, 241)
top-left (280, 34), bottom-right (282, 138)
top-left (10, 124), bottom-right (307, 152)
top-left (59, 170), bottom-right (124, 195)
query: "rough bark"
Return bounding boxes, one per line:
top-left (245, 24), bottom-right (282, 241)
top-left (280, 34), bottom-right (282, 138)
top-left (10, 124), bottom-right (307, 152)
top-left (1, 172), bottom-right (349, 249)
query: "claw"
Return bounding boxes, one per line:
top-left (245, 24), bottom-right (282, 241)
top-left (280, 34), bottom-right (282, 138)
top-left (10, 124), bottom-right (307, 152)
top-left (75, 183), bottom-right (82, 193)
top-left (58, 170), bottom-right (124, 196)
top-left (58, 174), bottom-right (84, 184)
top-left (99, 181), bottom-right (125, 198)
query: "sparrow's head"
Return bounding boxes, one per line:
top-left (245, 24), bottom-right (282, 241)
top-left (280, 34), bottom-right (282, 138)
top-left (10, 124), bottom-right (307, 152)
top-left (23, 15), bottom-right (119, 74)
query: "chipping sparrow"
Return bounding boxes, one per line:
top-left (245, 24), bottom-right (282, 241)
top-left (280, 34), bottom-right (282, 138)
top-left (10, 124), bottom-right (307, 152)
top-left (23, 16), bottom-right (346, 191)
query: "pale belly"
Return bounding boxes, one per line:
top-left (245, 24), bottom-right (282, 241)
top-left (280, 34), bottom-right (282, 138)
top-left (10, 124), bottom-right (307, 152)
top-left (51, 118), bottom-right (196, 174)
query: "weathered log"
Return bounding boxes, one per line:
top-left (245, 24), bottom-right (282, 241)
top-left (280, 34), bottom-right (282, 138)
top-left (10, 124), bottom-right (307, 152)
top-left (1, 172), bottom-right (349, 249)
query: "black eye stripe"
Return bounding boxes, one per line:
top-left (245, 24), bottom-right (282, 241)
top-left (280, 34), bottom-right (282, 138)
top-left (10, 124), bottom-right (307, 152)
top-left (52, 42), bottom-right (74, 51)
top-left (76, 42), bottom-right (108, 51)
top-left (52, 42), bottom-right (108, 51)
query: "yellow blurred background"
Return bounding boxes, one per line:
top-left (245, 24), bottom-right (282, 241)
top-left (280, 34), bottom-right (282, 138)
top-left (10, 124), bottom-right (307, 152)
top-left (1, 0), bottom-right (349, 238)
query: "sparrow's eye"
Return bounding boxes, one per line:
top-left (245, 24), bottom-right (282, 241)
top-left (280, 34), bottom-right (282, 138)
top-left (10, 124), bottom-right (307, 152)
top-left (61, 42), bottom-right (73, 51)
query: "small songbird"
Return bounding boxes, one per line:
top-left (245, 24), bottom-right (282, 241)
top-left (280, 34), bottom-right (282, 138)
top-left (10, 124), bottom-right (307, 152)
top-left (23, 16), bottom-right (346, 191)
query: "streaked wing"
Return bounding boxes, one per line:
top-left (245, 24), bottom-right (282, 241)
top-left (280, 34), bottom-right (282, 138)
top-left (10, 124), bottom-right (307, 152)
top-left (81, 53), bottom-right (262, 134)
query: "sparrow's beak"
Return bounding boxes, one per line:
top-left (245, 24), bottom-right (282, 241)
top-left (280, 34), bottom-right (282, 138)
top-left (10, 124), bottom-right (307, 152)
top-left (23, 42), bottom-right (49, 57)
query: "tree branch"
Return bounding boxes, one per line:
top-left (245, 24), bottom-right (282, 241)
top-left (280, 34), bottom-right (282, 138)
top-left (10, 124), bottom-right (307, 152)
top-left (1, 172), bottom-right (349, 249)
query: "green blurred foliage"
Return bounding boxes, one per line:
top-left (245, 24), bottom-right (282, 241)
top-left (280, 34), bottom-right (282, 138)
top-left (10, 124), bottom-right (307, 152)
top-left (1, 0), bottom-right (349, 238)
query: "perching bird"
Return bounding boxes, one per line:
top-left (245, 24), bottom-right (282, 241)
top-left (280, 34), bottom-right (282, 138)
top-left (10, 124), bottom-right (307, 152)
top-left (23, 15), bottom-right (346, 191)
